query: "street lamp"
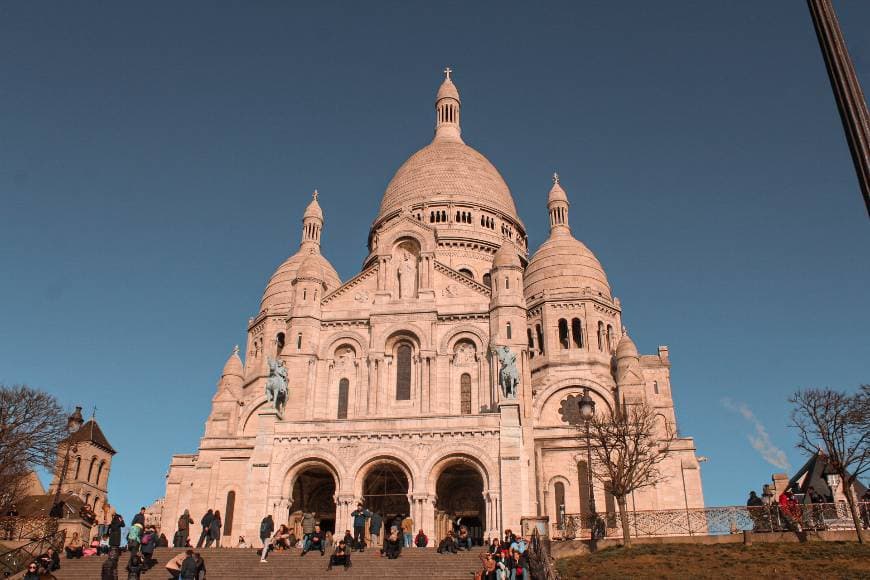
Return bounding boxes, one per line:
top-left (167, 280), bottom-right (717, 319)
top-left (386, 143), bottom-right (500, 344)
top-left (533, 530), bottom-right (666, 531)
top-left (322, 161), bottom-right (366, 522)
top-left (51, 407), bottom-right (84, 518)
top-left (577, 389), bottom-right (600, 539)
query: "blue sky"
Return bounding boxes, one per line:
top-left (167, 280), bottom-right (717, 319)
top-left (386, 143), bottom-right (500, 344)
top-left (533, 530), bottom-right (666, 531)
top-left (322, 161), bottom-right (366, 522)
top-left (1, 1), bottom-right (867, 523)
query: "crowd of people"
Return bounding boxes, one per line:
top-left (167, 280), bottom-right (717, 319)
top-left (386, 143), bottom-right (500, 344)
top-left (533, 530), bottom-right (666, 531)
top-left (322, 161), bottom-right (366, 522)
top-left (746, 487), bottom-right (870, 533)
top-left (476, 529), bottom-right (530, 580)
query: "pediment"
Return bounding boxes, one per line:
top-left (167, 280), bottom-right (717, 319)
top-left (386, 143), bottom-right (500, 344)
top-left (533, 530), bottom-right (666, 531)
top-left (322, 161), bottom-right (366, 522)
top-left (434, 261), bottom-right (492, 301)
top-left (373, 215), bottom-right (437, 254)
top-left (321, 265), bottom-right (379, 309)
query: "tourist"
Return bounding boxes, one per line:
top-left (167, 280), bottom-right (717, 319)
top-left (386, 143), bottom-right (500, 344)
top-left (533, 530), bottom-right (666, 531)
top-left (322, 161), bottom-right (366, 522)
top-left (99, 534), bottom-right (111, 555)
top-left (259, 514), bottom-right (275, 548)
top-left (778, 490), bottom-right (802, 532)
top-left (126, 552), bottom-right (144, 580)
top-left (166, 549), bottom-right (192, 579)
top-left (36, 547), bottom-right (60, 573)
top-left (193, 552), bottom-right (206, 580)
top-left (23, 561), bottom-right (40, 580)
top-left (508, 549), bottom-right (530, 580)
top-left (324, 530), bottom-right (333, 550)
top-left (301, 524), bottom-right (325, 556)
top-left (487, 537), bottom-right (500, 558)
top-left (101, 549), bottom-right (120, 580)
top-left (381, 531), bottom-right (402, 559)
top-left (126, 522), bottom-right (143, 554)
top-left (140, 526), bottom-right (158, 569)
top-left (261, 524), bottom-right (291, 560)
top-left (861, 489), bottom-right (870, 529)
top-left (401, 514), bottom-right (414, 548)
top-left (196, 509), bottom-right (213, 548)
top-left (478, 552), bottom-right (498, 580)
top-left (108, 513), bottom-right (125, 549)
top-left (746, 490), bottom-right (766, 531)
top-left (327, 539), bottom-right (352, 570)
top-left (391, 514), bottom-right (403, 535)
top-left (179, 550), bottom-right (198, 580)
top-left (457, 526), bottom-right (472, 550)
top-left (501, 530), bottom-right (515, 551)
top-left (131, 507), bottom-right (146, 528)
top-left (158, 533), bottom-right (169, 547)
top-left (65, 531), bottom-right (84, 559)
top-left (437, 530), bottom-right (457, 554)
top-left (414, 529), bottom-right (428, 547)
top-left (177, 509), bottom-right (194, 547)
top-left (350, 503), bottom-right (371, 550)
top-left (301, 511), bottom-right (316, 551)
top-left (205, 510), bottom-right (222, 547)
top-left (509, 535), bottom-right (527, 554)
top-left (237, 535), bottom-right (248, 549)
top-left (369, 511), bottom-right (383, 547)
top-left (87, 536), bottom-right (101, 557)
top-left (4, 504), bottom-right (18, 541)
top-left (807, 486), bottom-right (827, 530)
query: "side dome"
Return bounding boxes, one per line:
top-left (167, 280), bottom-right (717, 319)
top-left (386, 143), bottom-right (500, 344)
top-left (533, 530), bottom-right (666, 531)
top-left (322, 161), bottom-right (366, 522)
top-left (221, 346), bottom-right (244, 379)
top-left (378, 139), bottom-right (519, 220)
top-left (260, 251), bottom-right (340, 313)
top-left (524, 235), bottom-right (611, 301)
top-left (493, 242), bottom-right (522, 269)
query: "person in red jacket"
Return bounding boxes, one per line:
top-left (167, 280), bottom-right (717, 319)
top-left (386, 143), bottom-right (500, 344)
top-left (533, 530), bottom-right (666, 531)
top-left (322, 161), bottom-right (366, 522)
top-left (414, 529), bottom-right (428, 547)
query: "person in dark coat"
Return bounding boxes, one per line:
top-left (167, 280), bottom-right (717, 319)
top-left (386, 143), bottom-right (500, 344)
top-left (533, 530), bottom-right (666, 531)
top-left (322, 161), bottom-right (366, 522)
top-left (23, 561), bottom-right (40, 580)
top-left (126, 552), bottom-right (144, 580)
top-left (36, 547), bottom-right (60, 573)
top-left (205, 510), bottom-right (222, 547)
top-left (176, 509), bottom-right (194, 547)
top-left (369, 511), bottom-right (383, 547)
top-left (301, 525), bottom-right (325, 556)
top-left (179, 551), bottom-right (198, 580)
top-left (437, 531), bottom-right (457, 554)
top-left (259, 514), bottom-right (274, 548)
top-left (193, 552), bottom-right (206, 580)
top-left (108, 513), bottom-right (125, 548)
top-left (196, 509), bottom-right (213, 548)
top-left (140, 526), bottom-right (158, 569)
top-left (327, 539), bottom-right (352, 570)
top-left (101, 549), bottom-right (120, 580)
top-left (131, 507), bottom-right (146, 528)
top-left (350, 503), bottom-right (371, 551)
top-left (381, 531), bottom-right (401, 559)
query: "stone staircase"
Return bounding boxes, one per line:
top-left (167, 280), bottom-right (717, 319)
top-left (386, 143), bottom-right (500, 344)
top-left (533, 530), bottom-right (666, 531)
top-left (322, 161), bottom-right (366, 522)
top-left (50, 546), bottom-right (485, 579)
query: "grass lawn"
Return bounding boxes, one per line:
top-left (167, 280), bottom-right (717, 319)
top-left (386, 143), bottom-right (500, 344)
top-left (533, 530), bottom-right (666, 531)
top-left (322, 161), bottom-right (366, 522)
top-left (556, 541), bottom-right (870, 579)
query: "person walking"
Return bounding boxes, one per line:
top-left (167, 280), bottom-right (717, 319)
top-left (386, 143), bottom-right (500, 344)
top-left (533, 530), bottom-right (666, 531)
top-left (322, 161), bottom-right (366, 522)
top-left (108, 513), bottom-right (125, 549)
top-left (401, 514), bottom-right (414, 548)
top-left (369, 511), bottom-right (383, 548)
top-left (179, 551), bottom-right (198, 580)
top-left (350, 503), bottom-right (371, 551)
top-left (101, 549), bottom-right (120, 580)
top-left (126, 523), bottom-right (143, 554)
top-left (125, 552), bottom-right (144, 580)
top-left (259, 514), bottom-right (274, 549)
top-left (196, 509), bottom-right (213, 548)
top-left (176, 509), bottom-right (193, 547)
top-left (131, 507), bottom-right (146, 528)
top-left (140, 526), bottom-right (157, 569)
top-left (205, 510), bottom-right (222, 547)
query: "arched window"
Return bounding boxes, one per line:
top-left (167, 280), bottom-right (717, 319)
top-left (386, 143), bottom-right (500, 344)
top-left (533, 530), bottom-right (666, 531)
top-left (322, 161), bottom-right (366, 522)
top-left (653, 380), bottom-right (659, 395)
top-left (224, 491), bottom-right (235, 536)
top-left (74, 456), bottom-right (81, 480)
top-left (577, 461), bottom-right (592, 517)
top-left (95, 461), bottom-right (105, 487)
top-left (430, 211), bottom-right (435, 223)
top-left (458, 268), bottom-right (473, 279)
top-left (558, 319), bottom-right (569, 349)
top-left (527, 328), bottom-right (535, 357)
top-left (276, 333), bottom-right (285, 353)
top-left (536, 324), bottom-right (545, 355)
top-left (606, 325), bottom-right (613, 352)
top-left (554, 482), bottom-right (566, 525)
top-left (296, 333), bottom-right (302, 350)
top-left (506, 322), bottom-right (512, 340)
top-left (87, 457), bottom-right (97, 482)
top-left (460, 373), bottom-right (472, 415)
top-left (571, 319), bottom-right (583, 348)
top-left (456, 210), bottom-right (460, 222)
top-left (597, 322), bottom-right (604, 351)
top-left (337, 378), bottom-right (349, 419)
top-left (482, 273), bottom-right (492, 288)
top-left (396, 344), bottom-right (412, 401)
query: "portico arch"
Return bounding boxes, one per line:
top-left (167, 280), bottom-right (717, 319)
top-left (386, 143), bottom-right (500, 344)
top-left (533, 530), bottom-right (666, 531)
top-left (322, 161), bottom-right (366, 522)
top-left (285, 458), bottom-right (340, 535)
top-left (355, 457), bottom-right (412, 532)
top-left (427, 453), bottom-right (491, 544)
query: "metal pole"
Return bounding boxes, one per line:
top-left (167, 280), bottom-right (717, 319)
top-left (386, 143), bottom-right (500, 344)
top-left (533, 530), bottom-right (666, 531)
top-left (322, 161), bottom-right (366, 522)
top-left (52, 440), bottom-right (72, 515)
top-left (585, 416), bottom-right (598, 538)
top-left (807, 0), bottom-right (870, 217)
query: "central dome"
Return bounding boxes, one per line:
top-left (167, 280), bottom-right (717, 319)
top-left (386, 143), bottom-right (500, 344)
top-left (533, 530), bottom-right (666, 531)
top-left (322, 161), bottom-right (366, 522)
top-left (379, 139), bottom-right (518, 219)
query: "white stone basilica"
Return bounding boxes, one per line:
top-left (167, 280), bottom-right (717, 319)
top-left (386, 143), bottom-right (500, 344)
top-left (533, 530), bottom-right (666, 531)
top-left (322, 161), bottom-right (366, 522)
top-left (160, 70), bottom-right (704, 544)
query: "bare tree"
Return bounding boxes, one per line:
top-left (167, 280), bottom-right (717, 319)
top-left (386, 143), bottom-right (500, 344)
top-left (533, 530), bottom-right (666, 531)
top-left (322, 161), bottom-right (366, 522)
top-left (0, 385), bottom-right (68, 509)
top-left (585, 401), bottom-right (675, 547)
top-left (790, 386), bottom-right (869, 543)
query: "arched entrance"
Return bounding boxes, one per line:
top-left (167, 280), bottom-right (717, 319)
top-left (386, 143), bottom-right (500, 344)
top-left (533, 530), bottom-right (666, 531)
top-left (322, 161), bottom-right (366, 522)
top-left (435, 464), bottom-right (486, 545)
top-left (362, 462), bottom-right (410, 530)
top-left (290, 465), bottom-right (337, 534)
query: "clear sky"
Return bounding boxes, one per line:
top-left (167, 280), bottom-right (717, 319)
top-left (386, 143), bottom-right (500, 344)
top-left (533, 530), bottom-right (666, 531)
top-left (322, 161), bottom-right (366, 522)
top-left (1, 1), bottom-right (868, 524)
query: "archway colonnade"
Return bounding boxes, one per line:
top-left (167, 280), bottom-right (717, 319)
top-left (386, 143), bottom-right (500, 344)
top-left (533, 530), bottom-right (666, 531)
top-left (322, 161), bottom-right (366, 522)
top-left (274, 452), bottom-right (499, 545)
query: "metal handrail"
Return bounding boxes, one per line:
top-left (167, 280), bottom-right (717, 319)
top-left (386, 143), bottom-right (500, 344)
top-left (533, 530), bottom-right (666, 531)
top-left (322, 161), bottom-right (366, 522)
top-left (551, 502), bottom-right (870, 540)
top-left (0, 528), bottom-right (67, 577)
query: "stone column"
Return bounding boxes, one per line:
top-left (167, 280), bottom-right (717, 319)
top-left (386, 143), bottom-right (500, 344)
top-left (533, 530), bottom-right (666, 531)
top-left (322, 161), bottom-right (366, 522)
top-left (335, 494), bottom-right (356, 536)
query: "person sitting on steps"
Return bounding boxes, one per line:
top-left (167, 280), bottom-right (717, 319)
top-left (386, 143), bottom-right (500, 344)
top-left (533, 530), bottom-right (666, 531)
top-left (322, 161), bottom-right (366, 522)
top-left (301, 525), bottom-right (325, 556)
top-left (437, 530), bottom-right (457, 554)
top-left (327, 539), bottom-right (352, 571)
top-left (381, 531), bottom-right (402, 559)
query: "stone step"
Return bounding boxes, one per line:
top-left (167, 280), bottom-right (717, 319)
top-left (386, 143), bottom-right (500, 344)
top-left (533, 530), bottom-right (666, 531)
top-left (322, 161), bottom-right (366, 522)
top-left (49, 547), bottom-right (485, 579)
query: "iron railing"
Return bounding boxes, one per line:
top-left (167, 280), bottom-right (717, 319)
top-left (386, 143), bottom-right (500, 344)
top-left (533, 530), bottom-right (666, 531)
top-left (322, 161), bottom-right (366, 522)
top-left (0, 516), bottom-right (58, 542)
top-left (552, 502), bottom-right (870, 540)
top-left (0, 528), bottom-right (66, 577)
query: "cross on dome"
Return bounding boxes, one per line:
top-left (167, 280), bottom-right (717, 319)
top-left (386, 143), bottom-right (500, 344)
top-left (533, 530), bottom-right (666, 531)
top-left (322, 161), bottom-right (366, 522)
top-left (312, 189), bottom-right (318, 201)
top-left (443, 66), bottom-right (452, 80)
top-left (553, 172), bottom-right (560, 184)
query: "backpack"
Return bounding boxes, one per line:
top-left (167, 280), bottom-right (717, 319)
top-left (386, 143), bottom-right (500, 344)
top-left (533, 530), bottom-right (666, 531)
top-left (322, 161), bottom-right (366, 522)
top-left (141, 533), bottom-right (153, 545)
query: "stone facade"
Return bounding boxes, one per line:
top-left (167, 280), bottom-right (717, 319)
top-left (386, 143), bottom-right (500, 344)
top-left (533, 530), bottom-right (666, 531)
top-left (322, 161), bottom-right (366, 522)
top-left (160, 70), bottom-right (704, 544)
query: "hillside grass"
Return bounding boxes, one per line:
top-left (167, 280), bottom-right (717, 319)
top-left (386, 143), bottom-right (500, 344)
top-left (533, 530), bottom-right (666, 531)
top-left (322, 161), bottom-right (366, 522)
top-left (556, 541), bottom-right (870, 579)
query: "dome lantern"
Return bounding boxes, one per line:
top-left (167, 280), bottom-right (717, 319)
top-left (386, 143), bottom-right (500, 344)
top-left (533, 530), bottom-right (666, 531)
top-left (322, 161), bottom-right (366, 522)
top-left (547, 172), bottom-right (570, 235)
top-left (434, 67), bottom-right (462, 143)
top-left (300, 190), bottom-right (323, 250)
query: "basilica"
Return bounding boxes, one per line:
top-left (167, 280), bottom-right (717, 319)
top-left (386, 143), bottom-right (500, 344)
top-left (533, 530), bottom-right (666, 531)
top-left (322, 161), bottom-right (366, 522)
top-left (159, 70), bottom-right (704, 544)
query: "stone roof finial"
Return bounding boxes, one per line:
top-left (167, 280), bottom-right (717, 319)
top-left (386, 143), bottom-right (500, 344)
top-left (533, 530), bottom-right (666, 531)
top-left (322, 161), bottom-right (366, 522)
top-left (232, 345), bottom-right (240, 356)
top-left (444, 66), bottom-right (452, 81)
top-left (553, 172), bottom-right (560, 184)
top-left (312, 189), bottom-right (318, 201)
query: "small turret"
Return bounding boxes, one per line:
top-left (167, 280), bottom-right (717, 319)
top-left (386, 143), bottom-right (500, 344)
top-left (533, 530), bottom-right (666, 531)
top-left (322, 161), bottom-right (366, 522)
top-left (300, 190), bottom-right (323, 251)
top-left (547, 172), bottom-right (570, 235)
top-left (434, 67), bottom-right (462, 143)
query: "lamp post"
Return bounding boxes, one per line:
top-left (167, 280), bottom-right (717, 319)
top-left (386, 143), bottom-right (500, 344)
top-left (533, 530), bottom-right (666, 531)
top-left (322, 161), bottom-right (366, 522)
top-left (577, 389), bottom-right (600, 539)
top-left (51, 407), bottom-right (83, 518)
